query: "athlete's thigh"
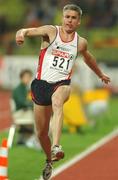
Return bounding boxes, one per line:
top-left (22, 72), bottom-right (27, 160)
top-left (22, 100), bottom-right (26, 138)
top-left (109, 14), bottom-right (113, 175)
top-left (52, 85), bottom-right (71, 104)
top-left (34, 103), bottom-right (52, 132)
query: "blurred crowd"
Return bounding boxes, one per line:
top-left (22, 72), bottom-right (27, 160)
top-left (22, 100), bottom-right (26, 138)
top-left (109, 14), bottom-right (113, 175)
top-left (21, 0), bottom-right (118, 28)
top-left (0, 0), bottom-right (118, 55)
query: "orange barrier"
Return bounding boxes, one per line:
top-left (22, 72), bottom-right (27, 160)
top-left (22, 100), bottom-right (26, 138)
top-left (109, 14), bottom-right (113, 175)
top-left (0, 139), bottom-right (8, 180)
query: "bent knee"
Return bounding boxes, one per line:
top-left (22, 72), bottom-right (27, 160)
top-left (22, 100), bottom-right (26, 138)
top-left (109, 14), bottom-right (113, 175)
top-left (52, 97), bottom-right (63, 109)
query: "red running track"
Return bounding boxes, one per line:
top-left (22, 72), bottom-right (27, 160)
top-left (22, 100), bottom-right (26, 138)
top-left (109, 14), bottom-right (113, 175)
top-left (53, 136), bottom-right (118, 180)
top-left (0, 90), bottom-right (12, 131)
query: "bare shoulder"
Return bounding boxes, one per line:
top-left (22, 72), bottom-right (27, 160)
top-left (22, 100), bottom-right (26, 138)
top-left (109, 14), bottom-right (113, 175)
top-left (43, 25), bottom-right (57, 43)
top-left (43, 25), bottom-right (56, 32)
top-left (78, 36), bottom-right (88, 52)
top-left (41, 25), bottom-right (56, 36)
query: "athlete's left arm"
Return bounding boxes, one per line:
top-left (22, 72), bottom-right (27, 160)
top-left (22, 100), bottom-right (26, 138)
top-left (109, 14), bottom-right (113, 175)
top-left (79, 37), bottom-right (110, 84)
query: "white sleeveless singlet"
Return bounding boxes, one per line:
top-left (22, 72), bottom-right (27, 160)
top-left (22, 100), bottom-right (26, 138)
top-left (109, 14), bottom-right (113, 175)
top-left (36, 26), bottom-right (78, 83)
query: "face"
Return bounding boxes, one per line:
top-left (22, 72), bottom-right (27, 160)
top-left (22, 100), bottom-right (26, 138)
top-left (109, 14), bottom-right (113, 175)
top-left (21, 73), bottom-right (32, 85)
top-left (62, 10), bottom-right (80, 33)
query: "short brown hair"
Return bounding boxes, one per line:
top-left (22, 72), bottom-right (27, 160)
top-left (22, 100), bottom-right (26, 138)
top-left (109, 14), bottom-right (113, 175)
top-left (63, 4), bottom-right (82, 18)
top-left (20, 69), bottom-right (32, 79)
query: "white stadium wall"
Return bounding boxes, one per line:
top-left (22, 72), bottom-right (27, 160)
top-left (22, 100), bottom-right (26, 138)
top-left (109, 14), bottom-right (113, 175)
top-left (0, 56), bottom-right (37, 89)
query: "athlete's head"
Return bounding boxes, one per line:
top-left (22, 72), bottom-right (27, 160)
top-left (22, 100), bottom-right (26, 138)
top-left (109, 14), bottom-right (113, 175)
top-left (63, 4), bottom-right (82, 19)
top-left (62, 4), bottom-right (82, 33)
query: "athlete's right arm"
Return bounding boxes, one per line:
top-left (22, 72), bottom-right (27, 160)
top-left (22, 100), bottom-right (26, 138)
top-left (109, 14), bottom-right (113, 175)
top-left (16, 25), bottom-right (54, 45)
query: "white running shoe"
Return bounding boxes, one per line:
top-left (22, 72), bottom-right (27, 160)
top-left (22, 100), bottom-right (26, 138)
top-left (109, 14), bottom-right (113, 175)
top-left (51, 145), bottom-right (65, 162)
top-left (42, 160), bottom-right (53, 180)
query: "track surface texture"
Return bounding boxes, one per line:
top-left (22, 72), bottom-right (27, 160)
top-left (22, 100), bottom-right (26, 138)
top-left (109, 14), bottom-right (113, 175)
top-left (52, 136), bottom-right (118, 180)
top-left (0, 90), bottom-right (12, 131)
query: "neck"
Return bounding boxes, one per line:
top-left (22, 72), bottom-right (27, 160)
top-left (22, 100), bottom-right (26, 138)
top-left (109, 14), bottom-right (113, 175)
top-left (59, 26), bottom-right (75, 42)
top-left (61, 26), bottom-right (75, 35)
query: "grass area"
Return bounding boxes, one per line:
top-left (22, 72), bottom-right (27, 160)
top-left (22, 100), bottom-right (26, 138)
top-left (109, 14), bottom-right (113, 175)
top-left (0, 97), bottom-right (118, 180)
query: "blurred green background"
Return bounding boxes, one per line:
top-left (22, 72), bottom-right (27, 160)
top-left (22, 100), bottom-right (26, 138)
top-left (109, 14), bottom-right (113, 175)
top-left (0, 0), bottom-right (118, 61)
top-left (0, 0), bottom-right (118, 179)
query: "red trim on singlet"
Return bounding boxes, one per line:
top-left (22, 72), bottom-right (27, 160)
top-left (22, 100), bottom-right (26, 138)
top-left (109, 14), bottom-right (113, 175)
top-left (37, 48), bottom-right (47, 80)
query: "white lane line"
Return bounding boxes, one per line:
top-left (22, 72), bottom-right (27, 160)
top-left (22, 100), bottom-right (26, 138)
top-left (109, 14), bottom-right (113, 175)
top-left (52, 128), bottom-right (118, 178)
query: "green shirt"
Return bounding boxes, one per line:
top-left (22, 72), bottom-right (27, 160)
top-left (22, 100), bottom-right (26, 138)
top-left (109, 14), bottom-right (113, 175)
top-left (12, 83), bottom-right (33, 111)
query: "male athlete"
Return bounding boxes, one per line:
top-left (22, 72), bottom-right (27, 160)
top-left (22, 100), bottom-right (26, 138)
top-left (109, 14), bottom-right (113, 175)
top-left (16, 4), bottom-right (110, 180)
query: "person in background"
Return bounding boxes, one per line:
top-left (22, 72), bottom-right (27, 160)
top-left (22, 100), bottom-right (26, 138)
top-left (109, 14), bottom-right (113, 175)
top-left (12, 69), bottom-right (34, 145)
top-left (16, 4), bottom-right (110, 180)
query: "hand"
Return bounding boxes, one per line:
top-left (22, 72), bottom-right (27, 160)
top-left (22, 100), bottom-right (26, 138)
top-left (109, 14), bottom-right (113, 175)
top-left (16, 29), bottom-right (25, 45)
top-left (100, 74), bottom-right (111, 84)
